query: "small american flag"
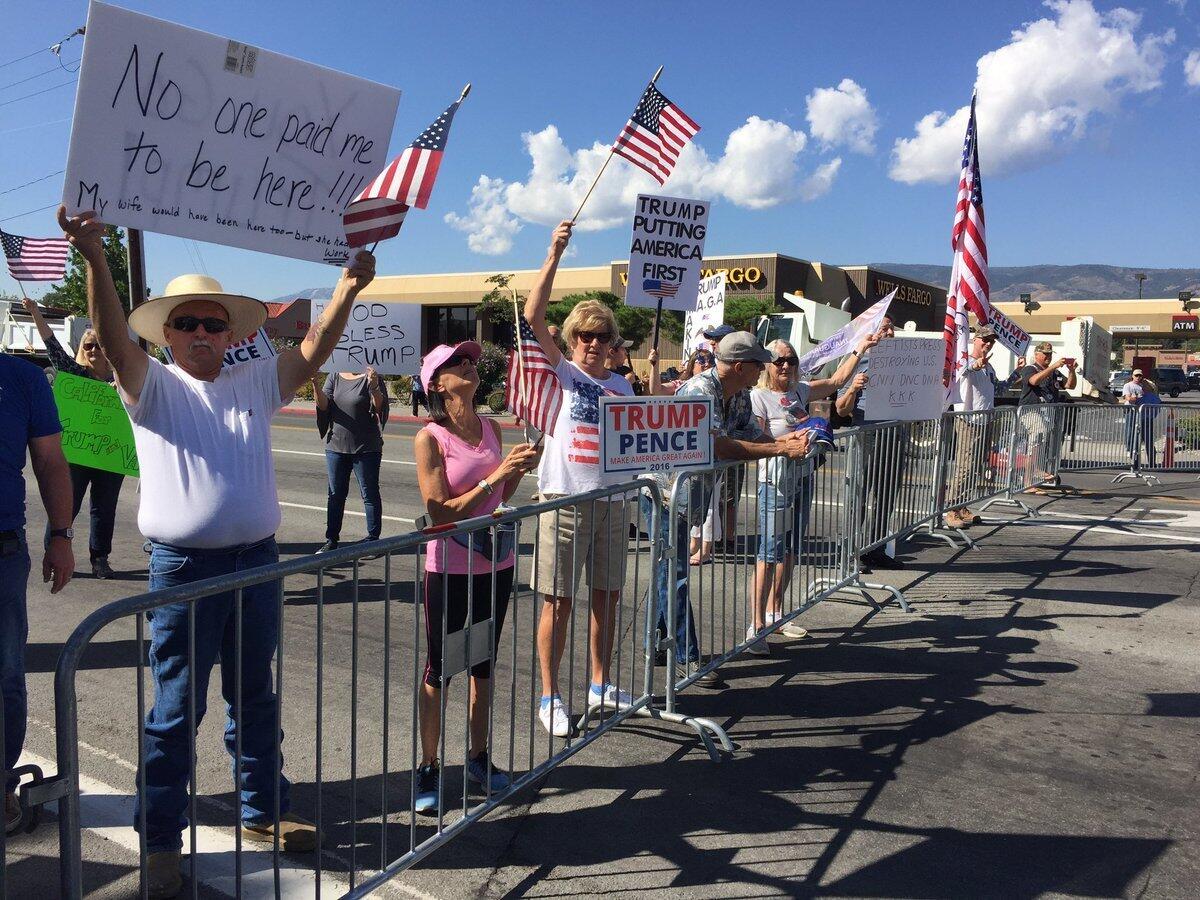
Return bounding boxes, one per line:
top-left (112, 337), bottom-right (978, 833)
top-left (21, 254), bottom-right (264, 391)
top-left (642, 278), bottom-right (680, 299)
top-left (343, 98), bottom-right (461, 248)
top-left (612, 82), bottom-right (700, 185)
top-left (506, 313), bottom-right (563, 437)
top-left (944, 93), bottom-right (990, 387)
top-left (2, 228), bottom-right (70, 282)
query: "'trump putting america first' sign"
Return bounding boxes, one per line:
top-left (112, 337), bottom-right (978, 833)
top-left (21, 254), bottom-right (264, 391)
top-left (599, 396), bottom-right (714, 475)
top-left (623, 194), bottom-right (709, 313)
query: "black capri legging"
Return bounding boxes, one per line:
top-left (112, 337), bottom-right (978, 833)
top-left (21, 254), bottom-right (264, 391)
top-left (423, 567), bottom-right (514, 688)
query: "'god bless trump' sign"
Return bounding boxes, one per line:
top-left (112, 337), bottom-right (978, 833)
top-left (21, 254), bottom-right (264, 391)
top-left (598, 396), bottom-right (714, 475)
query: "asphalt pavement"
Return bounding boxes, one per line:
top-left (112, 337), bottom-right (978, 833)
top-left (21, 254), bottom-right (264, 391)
top-left (4, 413), bottom-right (1200, 898)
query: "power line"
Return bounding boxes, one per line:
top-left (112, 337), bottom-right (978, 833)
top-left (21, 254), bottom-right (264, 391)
top-left (0, 202), bottom-right (58, 223)
top-left (0, 116), bottom-right (71, 136)
top-left (0, 26), bottom-right (84, 71)
top-left (0, 79), bottom-right (77, 108)
top-left (0, 64), bottom-right (65, 92)
top-left (0, 171), bottom-right (64, 196)
top-left (0, 48), bottom-right (46, 70)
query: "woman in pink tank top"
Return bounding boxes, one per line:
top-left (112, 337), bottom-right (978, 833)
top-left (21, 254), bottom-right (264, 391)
top-left (411, 341), bottom-right (540, 813)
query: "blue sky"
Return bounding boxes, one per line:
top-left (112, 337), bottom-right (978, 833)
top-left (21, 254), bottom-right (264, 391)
top-left (2, 0), bottom-right (1198, 303)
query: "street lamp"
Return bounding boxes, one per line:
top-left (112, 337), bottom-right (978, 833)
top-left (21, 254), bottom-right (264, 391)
top-left (1020, 292), bottom-right (1039, 315)
top-left (1181, 291), bottom-right (1197, 313)
top-left (1135, 273), bottom-right (1147, 299)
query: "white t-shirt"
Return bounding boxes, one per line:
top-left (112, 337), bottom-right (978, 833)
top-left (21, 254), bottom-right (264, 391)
top-left (1122, 381), bottom-right (1144, 404)
top-left (537, 357), bottom-right (635, 498)
top-left (122, 357), bottom-right (289, 548)
top-left (750, 383), bottom-right (812, 483)
top-left (954, 363), bottom-right (997, 412)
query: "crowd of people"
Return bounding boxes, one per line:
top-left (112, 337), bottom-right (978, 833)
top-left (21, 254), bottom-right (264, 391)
top-left (1, 212), bottom-right (1111, 897)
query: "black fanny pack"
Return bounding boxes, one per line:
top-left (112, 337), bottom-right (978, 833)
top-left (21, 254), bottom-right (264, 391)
top-left (451, 522), bottom-right (516, 563)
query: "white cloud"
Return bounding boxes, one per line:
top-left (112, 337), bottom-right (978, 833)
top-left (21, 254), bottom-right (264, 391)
top-left (1168, 0), bottom-right (1186, 11)
top-left (805, 79), bottom-right (879, 153)
top-left (443, 176), bottom-right (522, 255)
top-left (447, 117), bottom-right (839, 252)
top-left (889, 0), bottom-right (1173, 184)
top-left (1186, 50), bottom-right (1200, 87)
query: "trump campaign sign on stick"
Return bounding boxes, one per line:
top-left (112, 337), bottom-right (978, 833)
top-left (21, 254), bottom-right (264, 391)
top-left (62, 2), bottom-right (400, 266)
top-left (623, 194), bottom-right (709, 312)
top-left (683, 272), bottom-right (725, 354)
top-left (599, 396), bottom-right (714, 475)
top-left (987, 306), bottom-right (1031, 357)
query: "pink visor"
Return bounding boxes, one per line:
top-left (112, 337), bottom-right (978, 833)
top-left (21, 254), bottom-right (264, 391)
top-left (420, 341), bottom-right (482, 391)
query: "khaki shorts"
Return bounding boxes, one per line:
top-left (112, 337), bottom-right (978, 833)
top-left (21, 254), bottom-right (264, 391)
top-left (535, 495), bottom-right (629, 596)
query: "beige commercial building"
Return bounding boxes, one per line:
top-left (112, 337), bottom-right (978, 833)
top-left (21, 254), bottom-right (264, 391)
top-left (991, 297), bottom-right (1199, 340)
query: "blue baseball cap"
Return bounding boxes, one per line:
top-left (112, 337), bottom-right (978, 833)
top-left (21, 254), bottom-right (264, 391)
top-left (702, 324), bottom-right (736, 341)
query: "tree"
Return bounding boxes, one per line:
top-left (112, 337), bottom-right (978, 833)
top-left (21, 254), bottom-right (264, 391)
top-left (42, 225), bottom-right (131, 316)
top-left (476, 273), bottom-right (521, 328)
top-left (546, 291), bottom-right (684, 349)
top-left (722, 295), bottom-right (777, 332)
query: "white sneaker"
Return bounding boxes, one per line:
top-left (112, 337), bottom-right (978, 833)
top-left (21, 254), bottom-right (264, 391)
top-left (588, 683), bottom-right (634, 709)
top-left (765, 611), bottom-right (779, 626)
top-left (780, 621), bottom-right (809, 639)
top-left (538, 696), bottom-right (571, 737)
top-left (744, 625), bottom-right (770, 656)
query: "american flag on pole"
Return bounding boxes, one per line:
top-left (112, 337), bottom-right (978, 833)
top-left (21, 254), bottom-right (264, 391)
top-left (506, 313), bottom-right (563, 437)
top-left (343, 99), bottom-right (461, 247)
top-left (944, 93), bottom-right (991, 388)
top-left (2, 229), bottom-right (70, 282)
top-left (612, 82), bottom-right (700, 185)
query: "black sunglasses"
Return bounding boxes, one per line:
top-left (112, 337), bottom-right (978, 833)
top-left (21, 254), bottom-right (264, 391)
top-left (773, 356), bottom-right (800, 366)
top-left (170, 315), bottom-right (230, 334)
top-left (575, 330), bottom-right (614, 345)
top-left (441, 353), bottom-right (476, 370)
top-left (81, 342), bottom-right (99, 351)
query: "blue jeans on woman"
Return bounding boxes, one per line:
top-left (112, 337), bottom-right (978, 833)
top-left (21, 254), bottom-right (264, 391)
top-left (325, 450), bottom-right (383, 541)
top-left (1, 532), bottom-right (30, 793)
top-left (639, 495), bottom-right (699, 665)
top-left (137, 536), bottom-right (289, 853)
top-left (756, 470), bottom-right (813, 564)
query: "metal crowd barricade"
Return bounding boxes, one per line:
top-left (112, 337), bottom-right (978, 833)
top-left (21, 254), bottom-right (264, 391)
top-left (979, 403), bottom-right (1063, 516)
top-left (50, 480), bottom-right (663, 899)
top-left (929, 406), bottom-right (1018, 539)
top-left (1056, 403), bottom-right (1149, 483)
top-left (1129, 403), bottom-right (1200, 480)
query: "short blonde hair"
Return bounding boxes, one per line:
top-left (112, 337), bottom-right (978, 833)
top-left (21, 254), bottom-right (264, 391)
top-left (562, 300), bottom-right (619, 351)
top-left (758, 340), bottom-right (797, 389)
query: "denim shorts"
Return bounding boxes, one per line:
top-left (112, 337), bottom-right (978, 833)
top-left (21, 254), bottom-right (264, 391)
top-left (756, 481), bottom-right (802, 563)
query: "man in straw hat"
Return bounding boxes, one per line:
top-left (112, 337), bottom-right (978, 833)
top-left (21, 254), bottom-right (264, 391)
top-left (58, 206), bottom-right (374, 897)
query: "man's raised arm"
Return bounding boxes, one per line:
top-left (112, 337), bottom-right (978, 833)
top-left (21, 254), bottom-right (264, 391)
top-left (276, 250), bottom-right (375, 401)
top-left (57, 205), bottom-right (149, 400)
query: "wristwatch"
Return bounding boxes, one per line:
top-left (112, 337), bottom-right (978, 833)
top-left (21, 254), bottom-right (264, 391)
top-left (478, 479), bottom-right (494, 495)
top-left (49, 527), bottom-right (74, 541)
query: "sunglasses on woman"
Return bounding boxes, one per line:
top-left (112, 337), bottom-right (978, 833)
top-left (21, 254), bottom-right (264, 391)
top-left (575, 330), bottom-right (613, 345)
top-left (170, 315), bottom-right (230, 334)
top-left (772, 356), bottom-right (800, 367)
top-left (439, 354), bottom-right (476, 372)
top-left (82, 342), bottom-right (99, 351)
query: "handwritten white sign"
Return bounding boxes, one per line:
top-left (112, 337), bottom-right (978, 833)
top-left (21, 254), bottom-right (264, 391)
top-left (313, 299), bottom-right (421, 375)
top-left (62, 2), bottom-right (400, 266)
top-left (161, 326), bottom-right (276, 368)
top-left (599, 396), bottom-right (713, 475)
top-left (623, 194), bottom-right (709, 312)
top-left (862, 337), bottom-right (945, 422)
top-left (683, 272), bottom-right (725, 355)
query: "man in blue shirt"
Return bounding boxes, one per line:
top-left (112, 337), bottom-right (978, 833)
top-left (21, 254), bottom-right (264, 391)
top-left (1, 351), bottom-right (75, 834)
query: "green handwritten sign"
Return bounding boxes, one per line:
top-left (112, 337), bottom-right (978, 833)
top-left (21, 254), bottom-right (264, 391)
top-left (51, 372), bottom-right (139, 478)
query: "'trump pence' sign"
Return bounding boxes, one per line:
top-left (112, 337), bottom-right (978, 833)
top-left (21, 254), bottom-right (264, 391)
top-left (599, 396), bottom-right (714, 475)
top-left (62, 2), bottom-right (400, 266)
top-left (987, 306), bottom-right (1031, 357)
top-left (862, 337), bottom-right (945, 422)
top-left (684, 272), bottom-right (725, 354)
top-left (313, 299), bottom-right (421, 376)
top-left (624, 194), bottom-right (709, 312)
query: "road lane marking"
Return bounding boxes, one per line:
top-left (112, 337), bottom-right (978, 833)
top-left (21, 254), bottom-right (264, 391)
top-left (277, 501), bottom-right (415, 525)
top-left (272, 447), bottom-right (415, 466)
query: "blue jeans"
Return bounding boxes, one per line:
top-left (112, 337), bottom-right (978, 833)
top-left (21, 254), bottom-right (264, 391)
top-left (137, 537), bottom-right (288, 852)
top-left (756, 472), bottom-right (813, 564)
top-left (325, 450), bottom-right (383, 541)
top-left (639, 495), bottom-right (699, 664)
top-left (1, 532), bottom-right (31, 793)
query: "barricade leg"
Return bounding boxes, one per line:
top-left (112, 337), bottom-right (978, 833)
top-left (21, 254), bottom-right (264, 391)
top-left (980, 407), bottom-right (1038, 517)
top-left (923, 415), bottom-right (974, 550)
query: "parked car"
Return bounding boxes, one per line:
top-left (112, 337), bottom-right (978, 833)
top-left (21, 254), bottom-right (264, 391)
top-left (1154, 367), bottom-right (1189, 398)
top-left (1108, 369), bottom-right (1133, 393)
top-left (1187, 371), bottom-right (1200, 392)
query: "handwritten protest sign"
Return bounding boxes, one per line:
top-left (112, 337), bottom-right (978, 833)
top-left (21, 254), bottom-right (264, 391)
top-left (863, 337), bottom-right (944, 422)
top-left (683, 272), bottom-right (725, 354)
top-left (162, 327), bottom-right (277, 368)
top-left (987, 306), bottom-right (1031, 357)
top-left (795, 289), bottom-right (895, 375)
top-left (624, 194), bottom-right (709, 312)
top-left (313, 299), bottom-right (421, 375)
top-left (599, 396), bottom-right (713, 475)
top-left (62, 2), bottom-right (400, 266)
top-left (52, 372), bottom-right (139, 477)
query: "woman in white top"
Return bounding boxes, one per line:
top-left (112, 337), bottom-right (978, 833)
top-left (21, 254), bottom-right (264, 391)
top-left (746, 335), bottom-right (877, 651)
top-left (524, 220), bottom-right (637, 737)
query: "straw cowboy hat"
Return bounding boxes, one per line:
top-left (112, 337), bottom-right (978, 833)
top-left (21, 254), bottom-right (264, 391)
top-left (128, 274), bottom-right (267, 347)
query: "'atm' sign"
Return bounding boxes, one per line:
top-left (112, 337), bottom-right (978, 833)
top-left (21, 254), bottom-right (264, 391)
top-left (1172, 316), bottom-right (1198, 333)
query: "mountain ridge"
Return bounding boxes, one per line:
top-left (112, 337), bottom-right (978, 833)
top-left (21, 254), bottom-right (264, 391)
top-left (870, 264), bottom-right (1200, 302)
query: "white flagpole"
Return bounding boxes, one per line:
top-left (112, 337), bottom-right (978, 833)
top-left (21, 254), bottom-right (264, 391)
top-left (572, 65), bottom-right (664, 223)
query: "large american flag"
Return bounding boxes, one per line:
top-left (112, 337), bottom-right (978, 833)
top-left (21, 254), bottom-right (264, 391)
top-left (612, 82), bottom-right (700, 185)
top-left (2, 229), bottom-right (70, 282)
top-left (944, 93), bottom-right (991, 388)
top-left (506, 313), bottom-right (562, 437)
top-left (343, 99), bottom-right (461, 247)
